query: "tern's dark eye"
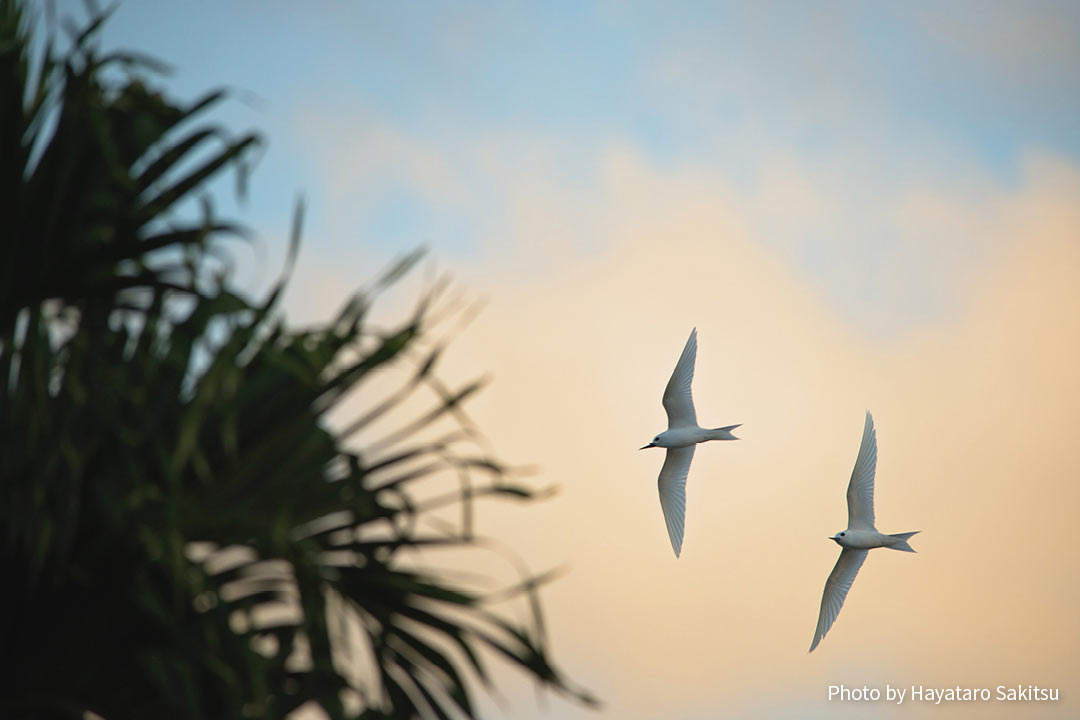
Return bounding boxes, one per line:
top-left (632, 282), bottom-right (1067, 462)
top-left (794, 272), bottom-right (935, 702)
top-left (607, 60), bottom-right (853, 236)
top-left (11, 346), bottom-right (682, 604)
top-left (840, 532), bottom-right (846, 537)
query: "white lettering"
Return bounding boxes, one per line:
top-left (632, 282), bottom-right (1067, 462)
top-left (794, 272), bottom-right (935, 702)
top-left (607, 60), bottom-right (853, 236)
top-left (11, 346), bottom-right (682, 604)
top-left (832, 683), bottom-right (1057, 704)
top-left (827, 684), bottom-right (880, 701)
top-left (997, 685), bottom-right (1059, 702)
top-left (913, 685), bottom-right (993, 704)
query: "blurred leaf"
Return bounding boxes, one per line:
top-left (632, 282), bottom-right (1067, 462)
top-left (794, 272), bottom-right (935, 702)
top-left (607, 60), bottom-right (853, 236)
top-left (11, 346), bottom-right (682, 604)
top-left (0, 1), bottom-right (593, 719)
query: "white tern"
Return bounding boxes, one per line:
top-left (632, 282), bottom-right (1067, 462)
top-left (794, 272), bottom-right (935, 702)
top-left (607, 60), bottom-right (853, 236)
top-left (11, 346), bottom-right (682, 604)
top-left (809, 411), bottom-right (919, 652)
top-left (640, 328), bottom-right (740, 557)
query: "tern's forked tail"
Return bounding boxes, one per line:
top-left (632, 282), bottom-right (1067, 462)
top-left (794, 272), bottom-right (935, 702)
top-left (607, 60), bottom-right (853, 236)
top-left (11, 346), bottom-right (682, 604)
top-left (707, 423), bottom-right (741, 441)
top-left (887, 531), bottom-right (920, 552)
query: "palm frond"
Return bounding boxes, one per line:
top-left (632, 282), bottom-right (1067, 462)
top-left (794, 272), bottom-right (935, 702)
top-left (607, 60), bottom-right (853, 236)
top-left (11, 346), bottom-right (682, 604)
top-left (0, 2), bottom-right (594, 718)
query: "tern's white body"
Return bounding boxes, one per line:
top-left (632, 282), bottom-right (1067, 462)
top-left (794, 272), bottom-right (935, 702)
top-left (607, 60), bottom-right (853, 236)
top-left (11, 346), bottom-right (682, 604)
top-left (831, 528), bottom-right (912, 551)
top-left (809, 411), bottom-right (919, 652)
top-left (641, 328), bottom-right (740, 558)
top-left (650, 426), bottom-right (735, 449)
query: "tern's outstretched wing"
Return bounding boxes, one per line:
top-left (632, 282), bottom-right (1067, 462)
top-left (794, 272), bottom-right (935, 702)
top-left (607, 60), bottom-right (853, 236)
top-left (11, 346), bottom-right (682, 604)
top-left (846, 411), bottom-right (877, 531)
top-left (809, 548), bottom-right (868, 652)
top-left (662, 328), bottom-right (697, 429)
top-left (658, 445), bottom-right (696, 558)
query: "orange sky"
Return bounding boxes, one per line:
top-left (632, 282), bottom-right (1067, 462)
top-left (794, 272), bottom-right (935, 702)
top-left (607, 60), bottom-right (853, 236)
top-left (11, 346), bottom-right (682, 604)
top-left (299, 149), bottom-right (1080, 719)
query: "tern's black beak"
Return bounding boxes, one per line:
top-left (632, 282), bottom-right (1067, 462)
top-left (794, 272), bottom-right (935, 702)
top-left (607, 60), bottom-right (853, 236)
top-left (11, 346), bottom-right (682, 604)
top-left (639, 443), bottom-right (655, 450)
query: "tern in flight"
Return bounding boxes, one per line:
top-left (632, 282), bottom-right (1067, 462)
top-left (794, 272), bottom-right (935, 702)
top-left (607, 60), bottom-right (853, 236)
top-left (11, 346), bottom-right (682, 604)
top-left (809, 411), bottom-right (919, 652)
top-left (640, 328), bottom-right (740, 557)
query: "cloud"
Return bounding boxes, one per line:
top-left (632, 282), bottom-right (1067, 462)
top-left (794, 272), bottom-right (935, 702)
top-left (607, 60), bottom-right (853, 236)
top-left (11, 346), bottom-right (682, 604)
top-left (282, 20), bottom-right (1080, 712)
top-left (913, 2), bottom-right (1080, 94)
top-left (308, 145), bottom-right (1080, 719)
top-left (297, 95), bottom-right (1050, 343)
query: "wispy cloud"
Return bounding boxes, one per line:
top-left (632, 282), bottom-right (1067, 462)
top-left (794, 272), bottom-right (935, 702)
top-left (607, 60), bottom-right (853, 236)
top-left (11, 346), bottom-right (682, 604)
top-left (431, 150), bottom-right (1080, 718)
top-left (299, 135), bottom-right (1080, 717)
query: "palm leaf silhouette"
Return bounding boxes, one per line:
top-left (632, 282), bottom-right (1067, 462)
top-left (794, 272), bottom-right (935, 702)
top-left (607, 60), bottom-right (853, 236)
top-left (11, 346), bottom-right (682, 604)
top-left (0, 2), bottom-right (594, 717)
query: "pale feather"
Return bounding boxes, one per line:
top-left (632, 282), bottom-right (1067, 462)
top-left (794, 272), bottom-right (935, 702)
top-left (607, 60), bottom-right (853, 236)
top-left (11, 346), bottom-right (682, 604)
top-left (658, 445), bottom-right (695, 557)
top-left (662, 328), bottom-right (698, 429)
top-left (846, 411), bottom-right (877, 531)
top-left (810, 548), bottom-right (868, 652)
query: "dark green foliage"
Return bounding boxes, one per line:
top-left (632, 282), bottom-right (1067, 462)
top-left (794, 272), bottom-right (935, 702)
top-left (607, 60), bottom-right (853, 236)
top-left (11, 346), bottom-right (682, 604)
top-left (0, 2), bottom-right (593, 718)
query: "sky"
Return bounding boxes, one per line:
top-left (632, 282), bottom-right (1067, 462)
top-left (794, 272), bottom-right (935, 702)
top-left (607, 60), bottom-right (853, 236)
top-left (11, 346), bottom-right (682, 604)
top-left (44, 1), bottom-right (1080, 718)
